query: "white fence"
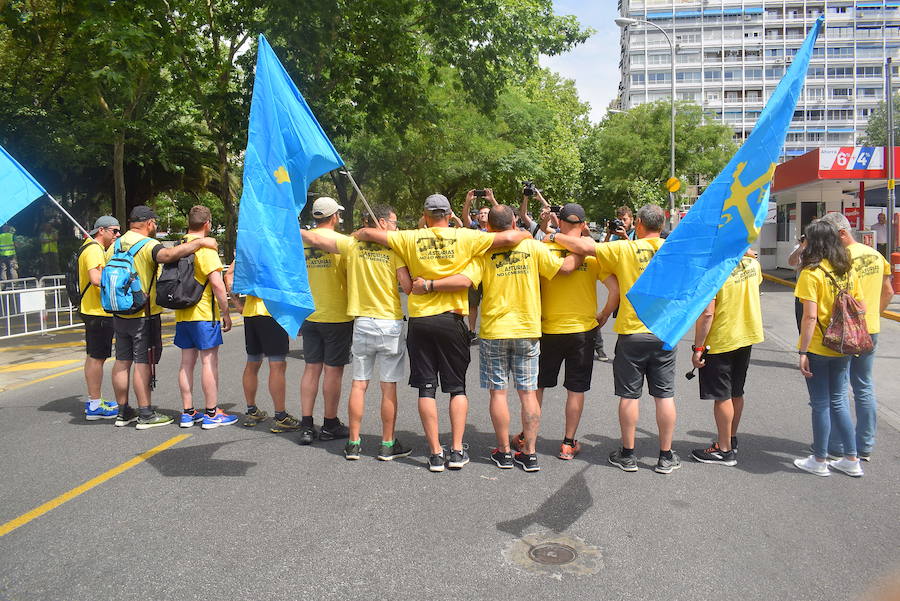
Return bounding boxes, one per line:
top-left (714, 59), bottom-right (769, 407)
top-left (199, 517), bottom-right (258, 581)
top-left (0, 275), bottom-right (81, 339)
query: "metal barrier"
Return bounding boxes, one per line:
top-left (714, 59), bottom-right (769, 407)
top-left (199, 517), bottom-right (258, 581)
top-left (0, 283), bottom-right (80, 339)
top-left (38, 275), bottom-right (67, 288)
top-left (0, 277), bottom-right (38, 292)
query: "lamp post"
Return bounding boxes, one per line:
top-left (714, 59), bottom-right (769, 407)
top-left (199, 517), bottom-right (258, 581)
top-left (616, 17), bottom-right (678, 229)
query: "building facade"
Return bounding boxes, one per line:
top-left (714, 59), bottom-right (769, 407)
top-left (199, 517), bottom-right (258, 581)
top-left (618, 0), bottom-right (900, 160)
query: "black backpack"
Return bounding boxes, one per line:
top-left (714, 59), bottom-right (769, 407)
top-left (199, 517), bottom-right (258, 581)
top-left (155, 239), bottom-right (206, 309)
top-left (66, 241), bottom-right (100, 310)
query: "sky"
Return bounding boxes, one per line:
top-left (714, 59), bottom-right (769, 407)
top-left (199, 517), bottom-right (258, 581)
top-left (540, 1), bottom-right (622, 123)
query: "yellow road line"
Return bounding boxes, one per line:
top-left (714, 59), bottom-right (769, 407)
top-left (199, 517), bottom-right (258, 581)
top-left (0, 434), bottom-right (191, 538)
top-left (0, 341), bottom-right (83, 352)
top-left (763, 273), bottom-right (900, 324)
top-left (0, 366), bottom-right (83, 392)
top-left (0, 360), bottom-right (80, 373)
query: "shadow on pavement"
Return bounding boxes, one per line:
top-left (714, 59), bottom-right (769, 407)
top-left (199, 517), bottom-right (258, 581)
top-left (496, 465), bottom-right (593, 536)
top-left (685, 429), bottom-right (812, 475)
top-left (144, 439), bottom-right (257, 477)
top-left (37, 395), bottom-right (111, 425)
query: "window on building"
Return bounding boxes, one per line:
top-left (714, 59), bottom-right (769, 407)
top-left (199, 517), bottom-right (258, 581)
top-left (765, 67), bottom-right (785, 80)
top-left (746, 90), bottom-right (762, 102)
top-left (826, 67), bottom-right (853, 78)
top-left (858, 107), bottom-right (874, 118)
top-left (807, 109), bottom-right (824, 121)
top-left (706, 91), bottom-right (720, 102)
top-left (704, 50), bottom-right (722, 62)
top-left (723, 69), bottom-right (741, 81)
top-left (677, 51), bottom-right (700, 64)
top-left (676, 70), bottom-right (701, 82)
top-left (648, 71), bottom-right (672, 83)
top-left (857, 87), bottom-right (882, 98)
top-left (806, 87), bottom-right (824, 101)
top-left (632, 73), bottom-right (646, 85)
top-left (745, 68), bottom-right (763, 80)
top-left (807, 132), bottom-right (824, 142)
top-left (777, 205), bottom-right (790, 242)
top-left (725, 91), bottom-right (741, 102)
top-left (808, 67), bottom-right (825, 78)
top-left (827, 109), bottom-right (853, 120)
top-left (765, 48), bottom-right (783, 58)
top-left (704, 68), bottom-right (722, 81)
top-left (827, 46), bottom-right (854, 59)
top-left (856, 66), bottom-right (882, 78)
top-left (830, 88), bottom-right (853, 98)
top-left (631, 53), bottom-right (645, 66)
top-left (678, 91), bottom-right (698, 102)
top-left (648, 52), bottom-right (671, 65)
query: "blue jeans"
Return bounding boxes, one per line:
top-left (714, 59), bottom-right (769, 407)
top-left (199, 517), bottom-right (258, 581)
top-left (828, 334), bottom-right (878, 455)
top-left (805, 352), bottom-right (856, 459)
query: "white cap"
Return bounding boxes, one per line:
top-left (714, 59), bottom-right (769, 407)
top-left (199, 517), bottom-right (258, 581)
top-left (311, 197), bottom-right (343, 218)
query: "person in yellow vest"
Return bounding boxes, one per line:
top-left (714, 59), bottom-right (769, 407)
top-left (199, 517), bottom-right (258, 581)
top-left (79, 216), bottom-right (121, 420)
top-left (0, 224), bottom-right (17, 280)
top-left (40, 222), bottom-right (59, 275)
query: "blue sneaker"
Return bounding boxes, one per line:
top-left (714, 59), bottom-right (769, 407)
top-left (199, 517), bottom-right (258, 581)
top-left (85, 400), bottom-right (119, 421)
top-left (201, 409), bottom-right (239, 429)
top-left (179, 411), bottom-right (204, 428)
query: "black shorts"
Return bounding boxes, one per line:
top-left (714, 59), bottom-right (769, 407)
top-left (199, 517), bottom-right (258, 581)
top-left (698, 345), bottom-right (752, 401)
top-left (468, 284), bottom-right (483, 309)
top-left (407, 312), bottom-right (470, 397)
top-left (613, 333), bottom-right (676, 399)
top-left (537, 328), bottom-right (597, 392)
top-left (81, 313), bottom-right (114, 360)
top-left (301, 320), bottom-right (353, 366)
top-left (113, 315), bottom-right (162, 364)
top-left (244, 316), bottom-right (290, 359)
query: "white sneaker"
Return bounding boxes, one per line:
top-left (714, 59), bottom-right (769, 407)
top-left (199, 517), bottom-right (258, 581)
top-left (828, 457), bottom-right (864, 478)
top-left (794, 455), bottom-right (830, 477)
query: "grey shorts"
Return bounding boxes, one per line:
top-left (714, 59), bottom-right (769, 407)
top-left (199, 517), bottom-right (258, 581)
top-left (613, 333), bottom-right (676, 399)
top-left (114, 315), bottom-right (162, 364)
top-left (351, 317), bottom-right (406, 382)
top-left (479, 338), bottom-right (540, 391)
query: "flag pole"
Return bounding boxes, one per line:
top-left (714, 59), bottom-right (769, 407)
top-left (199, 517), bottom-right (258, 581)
top-left (44, 194), bottom-right (92, 239)
top-left (339, 170), bottom-right (380, 228)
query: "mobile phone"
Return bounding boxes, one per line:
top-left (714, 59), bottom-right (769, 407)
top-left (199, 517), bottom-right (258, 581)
top-left (474, 189), bottom-right (487, 198)
top-left (549, 205), bottom-right (562, 213)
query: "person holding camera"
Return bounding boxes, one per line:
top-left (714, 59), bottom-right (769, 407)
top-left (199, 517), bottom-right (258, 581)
top-left (603, 206), bottom-right (636, 242)
top-left (549, 204), bottom-right (681, 474)
top-left (518, 186), bottom-right (557, 240)
top-left (462, 188), bottom-right (498, 231)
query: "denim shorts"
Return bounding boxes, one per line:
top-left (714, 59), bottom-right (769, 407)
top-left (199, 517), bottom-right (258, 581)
top-left (479, 338), bottom-right (540, 391)
top-left (351, 317), bottom-right (406, 383)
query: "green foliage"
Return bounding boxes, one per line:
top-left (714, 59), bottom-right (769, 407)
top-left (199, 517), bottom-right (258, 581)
top-left (861, 93), bottom-right (900, 146)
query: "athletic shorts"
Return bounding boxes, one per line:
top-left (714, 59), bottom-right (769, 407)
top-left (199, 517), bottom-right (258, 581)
top-left (698, 345), bottom-right (752, 401)
top-left (301, 320), bottom-right (353, 366)
top-left (351, 317), bottom-right (406, 382)
top-left (244, 315), bottom-right (289, 360)
top-left (174, 321), bottom-right (223, 351)
top-left (537, 328), bottom-right (597, 392)
top-left (407, 312), bottom-right (470, 398)
top-left (468, 284), bottom-right (483, 309)
top-left (81, 313), bottom-right (114, 360)
top-left (114, 315), bottom-right (162, 364)
top-left (613, 333), bottom-right (676, 399)
top-left (479, 337), bottom-right (540, 391)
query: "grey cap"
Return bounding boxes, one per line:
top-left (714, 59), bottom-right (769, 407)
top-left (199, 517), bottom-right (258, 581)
top-left (90, 216), bottom-right (120, 235)
top-left (312, 196), bottom-right (343, 219)
top-left (424, 194), bottom-right (451, 213)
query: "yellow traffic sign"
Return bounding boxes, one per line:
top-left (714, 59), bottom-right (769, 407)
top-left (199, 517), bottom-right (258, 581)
top-left (889, 179), bottom-right (896, 190)
top-left (665, 177), bottom-right (681, 193)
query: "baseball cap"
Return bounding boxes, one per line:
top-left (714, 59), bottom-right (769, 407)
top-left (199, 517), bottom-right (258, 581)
top-left (90, 216), bottom-right (120, 235)
top-left (423, 194), bottom-right (451, 213)
top-left (312, 197), bottom-right (343, 218)
top-left (559, 203), bottom-right (586, 224)
top-left (129, 205), bottom-right (158, 222)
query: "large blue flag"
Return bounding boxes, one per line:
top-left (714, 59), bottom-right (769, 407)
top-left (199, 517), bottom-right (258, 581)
top-left (0, 144), bottom-right (47, 226)
top-left (627, 15), bottom-right (824, 350)
top-left (233, 34), bottom-right (344, 336)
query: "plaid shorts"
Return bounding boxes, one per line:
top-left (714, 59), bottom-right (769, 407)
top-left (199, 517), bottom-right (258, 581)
top-left (479, 338), bottom-right (540, 391)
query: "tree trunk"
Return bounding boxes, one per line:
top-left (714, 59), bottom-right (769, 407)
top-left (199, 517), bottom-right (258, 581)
top-left (329, 170), bottom-right (353, 232)
top-left (217, 142), bottom-right (236, 262)
top-left (113, 131), bottom-right (126, 225)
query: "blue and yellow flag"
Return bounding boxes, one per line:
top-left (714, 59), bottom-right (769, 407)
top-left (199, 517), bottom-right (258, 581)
top-left (0, 144), bottom-right (47, 226)
top-left (627, 16), bottom-right (824, 350)
top-left (233, 34), bottom-right (344, 336)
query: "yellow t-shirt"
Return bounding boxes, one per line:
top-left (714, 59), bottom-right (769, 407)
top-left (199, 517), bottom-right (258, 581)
top-left (540, 242), bottom-right (601, 334)
top-left (705, 257), bottom-right (764, 354)
top-left (462, 238), bottom-right (563, 339)
top-left (795, 259), bottom-right (863, 357)
top-left (106, 230), bottom-right (162, 318)
top-left (304, 228), bottom-right (351, 323)
top-left (387, 227), bottom-right (493, 318)
top-left (242, 295), bottom-right (270, 317)
top-left (848, 242), bottom-right (890, 334)
top-left (174, 234), bottom-right (223, 322)
top-left (595, 237), bottom-right (665, 335)
top-left (77, 239), bottom-right (110, 317)
top-left (336, 237), bottom-right (406, 320)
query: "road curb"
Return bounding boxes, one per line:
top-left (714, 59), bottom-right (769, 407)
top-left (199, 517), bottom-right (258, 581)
top-left (762, 273), bottom-right (900, 323)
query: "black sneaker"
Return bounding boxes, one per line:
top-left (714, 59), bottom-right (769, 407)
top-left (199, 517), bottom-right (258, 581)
top-left (655, 452), bottom-right (682, 474)
top-left (243, 408), bottom-right (268, 428)
top-left (514, 452), bottom-right (540, 472)
top-left (691, 443), bottom-right (736, 466)
top-left (468, 330), bottom-right (478, 346)
top-left (298, 426), bottom-right (317, 445)
top-left (377, 439), bottom-right (412, 461)
top-left (319, 420), bottom-right (349, 441)
top-left (428, 451), bottom-right (446, 472)
top-left (270, 413), bottom-right (301, 433)
top-left (114, 404), bottom-right (138, 427)
top-left (594, 348), bottom-right (609, 362)
top-left (608, 449), bottom-right (638, 472)
top-left (344, 441), bottom-right (361, 460)
top-left (447, 447), bottom-right (469, 469)
top-left (490, 448), bottom-right (513, 469)
top-left (730, 436), bottom-right (739, 455)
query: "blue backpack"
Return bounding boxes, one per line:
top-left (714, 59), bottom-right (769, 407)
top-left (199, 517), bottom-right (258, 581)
top-left (100, 238), bottom-right (153, 315)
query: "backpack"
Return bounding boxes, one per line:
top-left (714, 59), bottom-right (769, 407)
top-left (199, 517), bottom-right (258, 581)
top-left (818, 268), bottom-right (874, 355)
top-left (155, 238), bottom-right (206, 309)
top-left (66, 241), bottom-right (99, 310)
top-left (100, 238), bottom-right (153, 315)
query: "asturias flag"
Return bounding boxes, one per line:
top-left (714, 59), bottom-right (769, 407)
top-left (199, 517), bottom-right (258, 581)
top-left (626, 15), bottom-right (824, 350)
top-left (0, 144), bottom-right (47, 226)
top-left (233, 34), bottom-right (344, 336)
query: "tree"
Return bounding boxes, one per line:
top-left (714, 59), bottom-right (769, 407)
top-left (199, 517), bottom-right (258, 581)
top-left (861, 93), bottom-right (900, 146)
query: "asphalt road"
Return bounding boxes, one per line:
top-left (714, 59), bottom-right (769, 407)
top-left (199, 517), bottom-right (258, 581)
top-left (0, 280), bottom-right (898, 601)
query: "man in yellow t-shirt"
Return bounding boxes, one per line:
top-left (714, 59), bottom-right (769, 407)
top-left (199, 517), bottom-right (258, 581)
top-left (299, 197), bottom-right (353, 445)
top-left (171, 206), bottom-right (235, 430)
top-left (355, 194), bottom-right (530, 472)
top-left (108, 205), bottom-right (218, 431)
top-left (0, 224), bottom-right (18, 280)
top-left (78, 216), bottom-right (121, 420)
top-left (303, 204), bottom-right (414, 462)
top-left (689, 255), bottom-right (764, 466)
top-left (551, 204), bottom-right (681, 475)
top-left (39, 222), bottom-right (59, 275)
top-left (821, 212), bottom-right (893, 460)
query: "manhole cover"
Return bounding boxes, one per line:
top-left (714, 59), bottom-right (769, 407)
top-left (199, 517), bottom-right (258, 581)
top-left (529, 543), bottom-right (577, 565)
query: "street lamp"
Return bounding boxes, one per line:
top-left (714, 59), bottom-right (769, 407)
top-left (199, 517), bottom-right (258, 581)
top-left (616, 16), bottom-right (678, 229)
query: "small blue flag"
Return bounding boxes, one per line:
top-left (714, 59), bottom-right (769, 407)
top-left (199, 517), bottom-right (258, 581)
top-left (233, 34), bottom-right (344, 336)
top-left (0, 144), bottom-right (47, 226)
top-left (627, 16), bottom-right (824, 350)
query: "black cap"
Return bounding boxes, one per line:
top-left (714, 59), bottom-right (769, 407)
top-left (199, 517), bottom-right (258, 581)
top-left (129, 205), bottom-right (158, 222)
top-left (558, 203), bottom-right (586, 224)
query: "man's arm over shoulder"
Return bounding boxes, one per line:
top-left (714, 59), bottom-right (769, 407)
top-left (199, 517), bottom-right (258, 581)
top-left (154, 237), bottom-right (217, 264)
top-left (301, 229), bottom-right (341, 254)
top-left (354, 227), bottom-right (391, 248)
top-left (488, 229), bottom-right (530, 249)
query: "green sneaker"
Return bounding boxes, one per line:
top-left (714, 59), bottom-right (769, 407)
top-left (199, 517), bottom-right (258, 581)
top-left (243, 408), bottom-right (269, 427)
top-left (135, 411), bottom-right (174, 430)
top-left (270, 413), bottom-right (301, 433)
top-left (344, 441), bottom-right (361, 460)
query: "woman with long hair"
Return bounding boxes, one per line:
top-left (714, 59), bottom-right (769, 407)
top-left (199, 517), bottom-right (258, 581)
top-left (793, 219), bottom-right (865, 477)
